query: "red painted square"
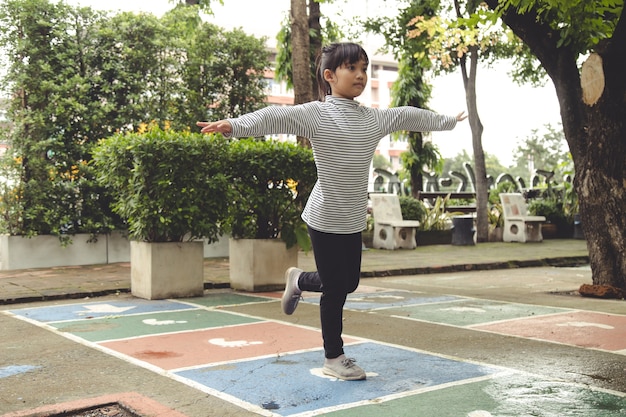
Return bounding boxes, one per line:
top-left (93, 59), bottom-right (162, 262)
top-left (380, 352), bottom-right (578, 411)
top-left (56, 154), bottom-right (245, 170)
top-left (101, 321), bottom-right (358, 370)
top-left (473, 311), bottom-right (626, 351)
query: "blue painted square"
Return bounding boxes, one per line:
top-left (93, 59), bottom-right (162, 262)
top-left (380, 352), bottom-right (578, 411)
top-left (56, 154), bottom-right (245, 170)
top-left (303, 291), bottom-right (460, 311)
top-left (0, 365), bottom-right (40, 378)
top-left (175, 342), bottom-right (497, 416)
top-left (9, 299), bottom-right (195, 322)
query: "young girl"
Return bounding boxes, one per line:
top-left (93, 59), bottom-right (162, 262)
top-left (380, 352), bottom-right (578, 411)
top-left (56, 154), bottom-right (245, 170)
top-left (198, 42), bottom-right (466, 381)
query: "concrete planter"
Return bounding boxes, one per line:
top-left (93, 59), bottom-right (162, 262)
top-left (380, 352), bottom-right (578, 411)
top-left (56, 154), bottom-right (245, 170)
top-left (229, 238), bottom-right (298, 292)
top-left (0, 232), bottom-right (230, 271)
top-left (130, 241), bottom-right (204, 300)
top-left (0, 232), bottom-right (130, 270)
top-left (416, 230), bottom-right (452, 246)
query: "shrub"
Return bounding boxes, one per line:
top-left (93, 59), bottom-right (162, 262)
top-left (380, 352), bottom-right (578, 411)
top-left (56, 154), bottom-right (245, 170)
top-left (92, 126), bottom-right (231, 243)
top-left (227, 138), bottom-right (316, 249)
top-left (399, 195), bottom-right (426, 221)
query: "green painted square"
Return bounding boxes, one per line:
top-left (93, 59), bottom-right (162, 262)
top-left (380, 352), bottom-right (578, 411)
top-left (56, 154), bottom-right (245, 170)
top-left (185, 292), bottom-right (271, 308)
top-left (51, 309), bottom-right (261, 342)
top-left (324, 374), bottom-right (626, 417)
top-left (381, 299), bottom-right (570, 327)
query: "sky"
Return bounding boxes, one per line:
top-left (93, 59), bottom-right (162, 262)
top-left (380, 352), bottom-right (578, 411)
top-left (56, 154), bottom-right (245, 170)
top-left (61, 0), bottom-right (563, 166)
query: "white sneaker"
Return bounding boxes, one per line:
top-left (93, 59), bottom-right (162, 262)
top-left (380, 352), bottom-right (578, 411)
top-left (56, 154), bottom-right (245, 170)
top-left (322, 354), bottom-right (366, 380)
top-left (281, 267), bottom-right (302, 315)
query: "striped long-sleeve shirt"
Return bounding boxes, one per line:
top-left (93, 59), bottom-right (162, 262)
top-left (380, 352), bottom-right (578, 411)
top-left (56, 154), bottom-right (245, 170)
top-left (227, 96), bottom-right (458, 234)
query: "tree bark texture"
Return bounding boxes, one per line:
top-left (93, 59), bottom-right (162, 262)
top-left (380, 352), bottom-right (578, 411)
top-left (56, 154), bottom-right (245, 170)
top-left (290, 0), bottom-right (313, 147)
top-left (485, 0), bottom-right (626, 290)
top-left (308, 0), bottom-right (322, 100)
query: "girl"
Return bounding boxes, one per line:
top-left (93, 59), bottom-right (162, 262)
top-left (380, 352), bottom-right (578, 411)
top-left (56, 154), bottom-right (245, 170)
top-left (197, 42), bottom-right (466, 381)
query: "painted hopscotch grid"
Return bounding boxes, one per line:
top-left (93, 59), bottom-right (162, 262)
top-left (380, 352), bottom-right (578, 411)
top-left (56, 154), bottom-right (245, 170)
top-left (5, 294), bottom-right (503, 416)
top-left (354, 289), bottom-right (626, 354)
top-left (6, 290), bottom-right (626, 416)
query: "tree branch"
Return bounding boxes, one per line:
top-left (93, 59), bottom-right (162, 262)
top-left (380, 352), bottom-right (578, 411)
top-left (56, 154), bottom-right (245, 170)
top-left (484, 0), bottom-right (566, 79)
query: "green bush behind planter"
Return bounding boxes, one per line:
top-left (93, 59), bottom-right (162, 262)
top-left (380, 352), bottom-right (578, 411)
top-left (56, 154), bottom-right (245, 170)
top-left (228, 138), bottom-right (316, 250)
top-left (92, 126), bottom-right (231, 243)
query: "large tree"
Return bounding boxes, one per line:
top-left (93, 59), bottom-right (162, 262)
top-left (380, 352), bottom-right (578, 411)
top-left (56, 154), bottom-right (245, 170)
top-left (484, 0), bottom-right (625, 291)
top-left (407, 0), bottom-right (525, 241)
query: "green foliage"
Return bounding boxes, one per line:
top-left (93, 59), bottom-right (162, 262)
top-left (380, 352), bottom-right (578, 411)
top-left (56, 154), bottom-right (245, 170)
top-left (400, 140), bottom-right (443, 177)
top-left (512, 123), bottom-right (568, 173)
top-left (399, 196), bottom-right (427, 221)
top-left (0, 0), bottom-right (119, 240)
top-left (0, 0), bottom-right (269, 239)
top-left (274, 8), bottom-right (343, 91)
top-left (228, 139), bottom-right (317, 250)
top-left (372, 153), bottom-right (392, 171)
top-left (363, 1), bottom-right (440, 194)
top-left (92, 125), bottom-right (231, 243)
top-left (498, 0), bottom-right (623, 51)
top-left (528, 198), bottom-right (569, 234)
top-left (419, 195), bottom-right (458, 231)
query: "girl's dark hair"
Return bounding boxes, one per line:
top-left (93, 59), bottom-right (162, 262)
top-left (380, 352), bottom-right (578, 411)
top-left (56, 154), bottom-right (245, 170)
top-left (315, 42), bottom-right (369, 101)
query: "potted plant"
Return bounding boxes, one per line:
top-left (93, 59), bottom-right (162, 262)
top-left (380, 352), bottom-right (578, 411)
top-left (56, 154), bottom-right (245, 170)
top-left (416, 195), bottom-right (458, 245)
top-left (92, 124), bottom-right (231, 299)
top-left (528, 198), bottom-right (568, 239)
top-left (487, 202), bottom-right (504, 241)
top-left (226, 138), bottom-right (316, 292)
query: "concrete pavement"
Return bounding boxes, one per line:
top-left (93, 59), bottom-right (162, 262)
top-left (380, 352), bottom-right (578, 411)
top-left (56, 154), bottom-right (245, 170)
top-left (0, 239), bottom-right (589, 305)
top-left (2, 239), bottom-right (626, 417)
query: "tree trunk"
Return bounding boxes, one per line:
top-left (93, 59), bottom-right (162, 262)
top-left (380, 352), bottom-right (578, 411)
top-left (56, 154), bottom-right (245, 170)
top-left (576, 56), bottom-right (626, 291)
top-left (308, 0), bottom-right (322, 100)
top-left (290, 0), bottom-right (312, 147)
top-left (460, 45), bottom-right (489, 242)
top-left (409, 132), bottom-right (424, 198)
top-left (486, 0), bottom-right (626, 291)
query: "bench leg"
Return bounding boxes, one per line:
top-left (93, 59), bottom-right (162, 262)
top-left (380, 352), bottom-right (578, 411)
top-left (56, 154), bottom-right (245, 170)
top-left (393, 227), bottom-right (417, 249)
top-left (373, 224), bottom-right (396, 250)
top-left (525, 222), bottom-right (543, 242)
top-left (503, 220), bottom-right (525, 242)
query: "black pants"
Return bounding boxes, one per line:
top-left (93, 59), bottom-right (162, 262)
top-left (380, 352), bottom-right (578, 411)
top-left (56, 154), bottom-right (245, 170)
top-left (297, 226), bottom-right (362, 359)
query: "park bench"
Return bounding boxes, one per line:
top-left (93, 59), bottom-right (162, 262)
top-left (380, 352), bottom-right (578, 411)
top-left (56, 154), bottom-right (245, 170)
top-left (499, 193), bottom-right (546, 242)
top-left (370, 194), bottom-right (420, 250)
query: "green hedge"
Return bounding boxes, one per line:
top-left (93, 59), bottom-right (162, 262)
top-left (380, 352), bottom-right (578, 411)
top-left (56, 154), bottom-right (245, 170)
top-left (93, 126), bottom-right (231, 243)
top-left (93, 127), bottom-right (317, 248)
top-left (228, 138), bottom-right (316, 249)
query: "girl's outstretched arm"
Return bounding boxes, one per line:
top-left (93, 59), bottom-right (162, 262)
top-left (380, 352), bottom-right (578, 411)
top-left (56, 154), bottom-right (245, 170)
top-left (456, 111), bottom-right (468, 122)
top-left (196, 120), bottom-right (232, 134)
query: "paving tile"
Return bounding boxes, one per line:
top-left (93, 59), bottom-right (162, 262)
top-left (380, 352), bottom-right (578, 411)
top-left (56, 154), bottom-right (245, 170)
top-left (8, 299), bottom-right (195, 322)
top-left (51, 308), bottom-right (261, 342)
top-left (321, 373), bottom-right (626, 417)
top-left (100, 321), bottom-right (344, 371)
top-left (175, 342), bottom-right (499, 416)
top-left (303, 289), bottom-right (461, 311)
top-left (473, 311), bottom-right (626, 352)
top-left (380, 298), bottom-right (570, 327)
top-left (185, 292), bottom-right (272, 307)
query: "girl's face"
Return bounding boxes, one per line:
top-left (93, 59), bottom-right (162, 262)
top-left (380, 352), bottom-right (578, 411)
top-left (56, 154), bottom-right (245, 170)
top-left (324, 58), bottom-right (368, 100)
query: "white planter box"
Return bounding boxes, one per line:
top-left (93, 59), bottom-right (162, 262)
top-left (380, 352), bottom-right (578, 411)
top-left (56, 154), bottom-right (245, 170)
top-left (0, 232), bottom-right (130, 270)
top-left (229, 238), bottom-right (298, 292)
top-left (0, 232), bottom-right (230, 270)
top-left (130, 241), bottom-right (204, 300)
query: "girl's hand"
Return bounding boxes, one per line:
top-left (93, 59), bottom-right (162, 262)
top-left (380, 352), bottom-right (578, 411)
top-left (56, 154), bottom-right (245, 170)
top-left (456, 111), bottom-right (468, 122)
top-left (196, 120), bottom-right (232, 134)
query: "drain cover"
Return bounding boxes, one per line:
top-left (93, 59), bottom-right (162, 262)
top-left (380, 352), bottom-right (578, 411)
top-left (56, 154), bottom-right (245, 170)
top-left (55, 403), bottom-right (141, 417)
